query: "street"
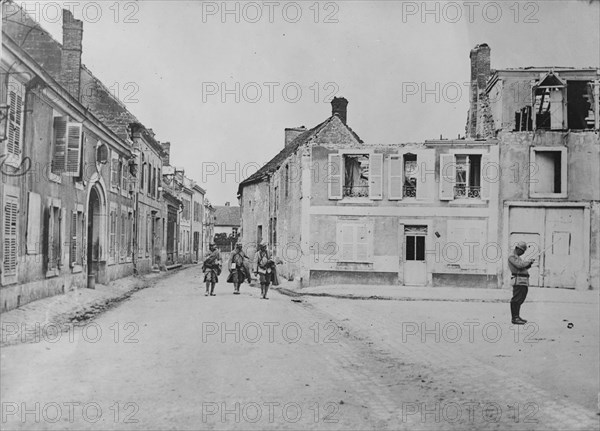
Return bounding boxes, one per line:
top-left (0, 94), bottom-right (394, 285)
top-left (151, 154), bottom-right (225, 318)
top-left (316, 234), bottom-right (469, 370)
top-left (1, 267), bottom-right (598, 430)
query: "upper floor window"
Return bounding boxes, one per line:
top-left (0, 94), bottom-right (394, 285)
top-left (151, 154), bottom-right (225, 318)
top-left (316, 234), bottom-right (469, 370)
top-left (5, 76), bottom-right (25, 167)
top-left (182, 199), bottom-right (190, 220)
top-left (517, 73), bottom-right (598, 131)
top-left (327, 152), bottom-right (383, 200)
top-left (51, 115), bottom-right (83, 177)
top-left (529, 147), bottom-right (567, 198)
top-left (440, 152), bottom-right (490, 201)
top-left (454, 154), bottom-right (481, 199)
top-left (388, 149), bottom-right (435, 201)
top-left (403, 154), bottom-right (418, 198)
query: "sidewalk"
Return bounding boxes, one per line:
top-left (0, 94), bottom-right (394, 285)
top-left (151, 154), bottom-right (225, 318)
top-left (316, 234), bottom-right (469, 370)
top-left (274, 280), bottom-right (599, 304)
top-left (0, 265), bottom-right (194, 347)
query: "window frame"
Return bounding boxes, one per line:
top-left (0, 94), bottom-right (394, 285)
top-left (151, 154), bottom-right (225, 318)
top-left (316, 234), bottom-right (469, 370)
top-left (529, 146), bottom-right (568, 199)
top-left (441, 149), bottom-right (490, 202)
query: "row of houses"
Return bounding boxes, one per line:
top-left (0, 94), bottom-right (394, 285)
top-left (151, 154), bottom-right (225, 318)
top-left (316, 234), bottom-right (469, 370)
top-left (0, 3), bottom-right (214, 311)
top-left (238, 44), bottom-right (600, 290)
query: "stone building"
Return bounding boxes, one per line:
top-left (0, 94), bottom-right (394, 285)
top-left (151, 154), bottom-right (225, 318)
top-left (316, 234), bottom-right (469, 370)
top-left (238, 98), bottom-right (501, 287)
top-left (0, 2), bottom-right (209, 310)
top-left (1, 6), bottom-right (138, 310)
top-left (467, 44), bottom-right (600, 290)
top-left (192, 184), bottom-right (206, 263)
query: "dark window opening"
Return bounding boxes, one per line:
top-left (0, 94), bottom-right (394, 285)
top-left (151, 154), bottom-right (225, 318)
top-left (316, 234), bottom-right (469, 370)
top-left (343, 154), bottom-right (369, 198)
top-left (535, 151), bottom-right (561, 193)
top-left (405, 235), bottom-right (425, 261)
top-left (567, 81), bottom-right (593, 130)
top-left (403, 153), bottom-right (417, 198)
top-left (257, 225), bottom-right (263, 245)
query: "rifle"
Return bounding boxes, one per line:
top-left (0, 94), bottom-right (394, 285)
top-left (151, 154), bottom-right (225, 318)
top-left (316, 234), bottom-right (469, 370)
top-left (527, 237), bottom-right (564, 262)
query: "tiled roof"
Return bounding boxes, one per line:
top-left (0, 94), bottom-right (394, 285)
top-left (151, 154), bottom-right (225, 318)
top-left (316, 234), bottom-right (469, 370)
top-left (213, 206), bottom-right (241, 227)
top-left (237, 114), bottom-right (363, 194)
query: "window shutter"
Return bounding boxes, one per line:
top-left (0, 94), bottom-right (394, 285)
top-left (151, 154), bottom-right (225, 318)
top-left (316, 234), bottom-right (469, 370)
top-left (65, 122), bottom-right (83, 176)
top-left (111, 152), bottom-right (119, 188)
top-left (52, 116), bottom-right (68, 174)
top-left (327, 153), bottom-right (343, 200)
top-left (47, 206), bottom-right (54, 269)
top-left (7, 77), bottom-right (24, 162)
top-left (3, 195), bottom-right (19, 284)
top-left (356, 224), bottom-right (369, 262)
top-left (388, 155), bottom-right (403, 200)
top-left (439, 153), bottom-right (455, 200)
top-left (369, 153), bottom-right (383, 200)
top-left (416, 149), bottom-right (435, 201)
top-left (59, 207), bottom-right (66, 268)
top-left (340, 224), bottom-right (354, 261)
top-left (480, 154), bottom-right (490, 200)
top-left (26, 192), bottom-right (41, 254)
top-left (121, 161), bottom-right (127, 190)
top-left (70, 211), bottom-right (77, 266)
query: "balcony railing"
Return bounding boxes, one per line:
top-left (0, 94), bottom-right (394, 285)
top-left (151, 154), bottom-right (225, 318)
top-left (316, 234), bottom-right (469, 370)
top-left (454, 185), bottom-right (481, 199)
top-left (403, 185), bottom-right (417, 198)
top-left (343, 185), bottom-right (369, 198)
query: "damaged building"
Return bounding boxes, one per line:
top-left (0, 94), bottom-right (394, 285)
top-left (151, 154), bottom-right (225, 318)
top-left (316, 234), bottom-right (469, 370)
top-left (467, 43), bottom-right (599, 290)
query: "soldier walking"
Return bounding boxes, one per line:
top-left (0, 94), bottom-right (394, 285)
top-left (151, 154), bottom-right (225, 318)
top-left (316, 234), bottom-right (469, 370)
top-left (203, 243), bottom-right (222, 296)
top-left (508, 241), bottom-right (535, 325)
top-left (254, 241), bottom-right (273, 300)
top-left (227, 243), bottom-right (249, 294)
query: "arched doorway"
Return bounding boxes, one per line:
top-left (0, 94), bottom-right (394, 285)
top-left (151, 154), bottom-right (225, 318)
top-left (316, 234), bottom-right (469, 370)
top-left (87, 187), bottom-right (101, 287)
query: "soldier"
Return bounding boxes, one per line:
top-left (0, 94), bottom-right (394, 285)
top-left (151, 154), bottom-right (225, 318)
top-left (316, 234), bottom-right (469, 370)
top-left (254, 241), bottom-right (273, 300)
top-left (508, 241), bottom-right (535, 325)
top-left (227, 243), bottom-right (249, 295)
top-left (203, 243), bottom-right (222, 296)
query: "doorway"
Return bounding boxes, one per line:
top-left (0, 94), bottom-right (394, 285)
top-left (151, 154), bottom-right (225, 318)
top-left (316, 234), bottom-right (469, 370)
top-left (404, 225), bottom-right (427, 286)
top-left (87, 186), bottom-right (101, 287)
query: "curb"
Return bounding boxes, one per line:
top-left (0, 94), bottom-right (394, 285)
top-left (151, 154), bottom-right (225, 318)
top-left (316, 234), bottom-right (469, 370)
top-left (274, 287), bottom-right (509, 303)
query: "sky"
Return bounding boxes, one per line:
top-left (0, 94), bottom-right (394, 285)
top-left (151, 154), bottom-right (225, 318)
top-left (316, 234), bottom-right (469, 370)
top-left (16, 0), bottom-right (600, 205)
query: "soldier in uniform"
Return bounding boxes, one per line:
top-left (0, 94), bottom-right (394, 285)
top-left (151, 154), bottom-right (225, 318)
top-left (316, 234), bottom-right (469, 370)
top-left (508, 241), bottom-right (535, 325)
top-left (203, 243), bottom-right (222, 296)
top-left (227, 243), bottom-right (249, 295)
top-left (254, 241), bottom-right (273, 300)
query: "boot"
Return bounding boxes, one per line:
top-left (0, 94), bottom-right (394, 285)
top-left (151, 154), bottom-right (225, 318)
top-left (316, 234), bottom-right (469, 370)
top-left (516, 303), bottom-right (527, 323)
top-left (510, 303), bottom-right (520, 324)
top-left (210, 284), bottom-right (215, 296)
top-left (264, 285), bottom-right (269, 300)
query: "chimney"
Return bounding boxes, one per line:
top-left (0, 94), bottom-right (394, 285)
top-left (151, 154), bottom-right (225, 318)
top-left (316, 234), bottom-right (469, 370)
top-left (331, 97), bottom-right (348, 124)
top-left (161, 142), bottom-right (171, 166)
top-left (284, 126), bottom-right (306, 147)
top-left (467, 43), bottom-right (491, 138)
top-left (60, 9), bottom-right (83, 100)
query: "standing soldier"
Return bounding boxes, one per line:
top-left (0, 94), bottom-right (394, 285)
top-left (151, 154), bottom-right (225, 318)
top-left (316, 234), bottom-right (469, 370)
top-left (203, 243), bottom-right (222, 296)
top-left (227, 243), bottom-right (249, 295)
top-left (508, 241), bottom-right (535, 325)
top-left (254, 241), bottom-right (273, 300)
